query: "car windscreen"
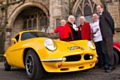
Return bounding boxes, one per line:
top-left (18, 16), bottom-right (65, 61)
top-left (21, 32), bottom-right (50, 40)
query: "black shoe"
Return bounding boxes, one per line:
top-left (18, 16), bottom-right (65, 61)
top-left (103, 65), bottom-right (108, 70)
top-left (105, 66), bottom-right (116, 73)
top-left (94, 65), bottom-right (103, 69)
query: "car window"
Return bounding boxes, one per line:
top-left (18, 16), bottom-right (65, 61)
top-left (15, 34), bottom-right (19, 42)
top-left (21, 32), bottom-right (50, 40)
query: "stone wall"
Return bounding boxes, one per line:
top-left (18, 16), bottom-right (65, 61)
top-left (49, 0), bottom-right (62, 30)
top-left (11, 16), bottom-right (23, 38)
top-left (107, 1), bottom-right (120, 28)
top-left (113, 32), bottom-right (120, 42)
top-left (61, 0), bottom-right (69, 20)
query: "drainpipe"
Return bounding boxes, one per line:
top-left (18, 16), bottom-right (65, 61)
top-left (4, 0), bottom-right (8, 32)
top-left (119, 0), bottom-right (120, 18)
top-left (2, 0), bottom-right (9, 53)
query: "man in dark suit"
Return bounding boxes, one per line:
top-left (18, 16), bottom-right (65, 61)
top-left (96, 5), bottom-right (115, 72)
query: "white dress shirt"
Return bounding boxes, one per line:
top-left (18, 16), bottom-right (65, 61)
top-left (72, 24), bottom-right (78, 31)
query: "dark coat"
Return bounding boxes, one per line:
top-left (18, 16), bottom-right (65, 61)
top-left (64, 22), bottom-right (79, 41)
top-left (99, 11), bottom-right (115, 38)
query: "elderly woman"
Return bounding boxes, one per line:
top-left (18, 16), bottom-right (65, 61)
top-left (63, 15), bottom-right (78, 41)
top-left (53, 19), bottom-right (66, 40)
top-left (78, 16), bottom-right (91, 40)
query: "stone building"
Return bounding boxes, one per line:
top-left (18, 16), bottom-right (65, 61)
top-left (0, 0), bottom-right (120, 53)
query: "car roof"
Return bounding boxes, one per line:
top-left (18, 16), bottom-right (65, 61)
top-left (20, 30), bottom-right (41, 33)
top-left (14, 30), bottom-right (41, 37)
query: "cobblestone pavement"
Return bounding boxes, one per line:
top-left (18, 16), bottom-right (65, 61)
top-left (0, 62), bottom-right (120, 80)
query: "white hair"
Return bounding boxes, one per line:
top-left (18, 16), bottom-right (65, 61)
top-left (68, 15), bottom-right (75, 22)
top-left (79, 16), bottom-right (86, 21)
top-left (60, 19), bottom-right (66, 23)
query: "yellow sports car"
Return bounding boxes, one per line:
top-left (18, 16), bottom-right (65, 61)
top-left (4, 30), bottom-right (98, 80)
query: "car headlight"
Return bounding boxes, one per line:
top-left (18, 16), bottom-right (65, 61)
top-left (44, 38), bottom-right (57, 51)
top-left (88, 40), bottom-right (95, 50)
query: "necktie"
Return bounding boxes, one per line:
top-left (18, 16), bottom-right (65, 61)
top-left (99, 14), bottom-right (102, 20)
top-left (99, 15), bottom-right (102, 26)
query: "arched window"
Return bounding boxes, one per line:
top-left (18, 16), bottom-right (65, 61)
top-left (76, 7), bottom-right (82, 26)
top-left (40, 17), bottom-right (44, 26)
top-left (23, 20), bottom-right (27, 29)
top-left (44, 17), bottom-right (47, 25)
top-left (84, 5), bottom-right (92, 16)
top-left (40, 13), bottom-right (48, 27)
top-left (76, 14), bottom-right (81, 26)
top-left (28, 20), bottom-right (32, 29)
top-left (84, 5), bottom-right (93, 23)
top-left (22, 7), bottom-right (48, 30)
top-left (23, 14), bottom-right (37, 30)
top-left (75, 0), bottom-right (97, 24)
top-left (33, 19), bottom-right (37, 29)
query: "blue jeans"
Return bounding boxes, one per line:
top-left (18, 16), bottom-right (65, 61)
top-left (95, 41), bottom-right (109, 67)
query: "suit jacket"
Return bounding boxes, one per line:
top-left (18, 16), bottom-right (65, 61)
top-left (99, 11), bottom-right (115, 38)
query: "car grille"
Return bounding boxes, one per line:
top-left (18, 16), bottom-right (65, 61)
top-left (65, 54), bottom-right (81, 62)
top-left (65, 54), bottom-right (93, 62)
top-left (84, 54), bottom-right (93, 60)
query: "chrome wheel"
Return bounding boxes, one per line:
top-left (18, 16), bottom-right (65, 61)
top-left (26, 54), bottom-right (34, 75)
top-left (25, 49), bottom-right (43, 80)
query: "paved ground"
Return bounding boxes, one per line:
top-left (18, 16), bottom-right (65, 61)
top-left (0, 62), bottom-right (120, 80)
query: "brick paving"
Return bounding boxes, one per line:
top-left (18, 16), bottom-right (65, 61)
top-left (0, 62), bottom-right (120, 80)
top-left (0, 62), bottom-right (3, 68)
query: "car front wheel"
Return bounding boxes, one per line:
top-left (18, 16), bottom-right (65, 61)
top-left (4, 58), bottom-right (11, 71)
top-left (25, 49), bottom-right (43, 80)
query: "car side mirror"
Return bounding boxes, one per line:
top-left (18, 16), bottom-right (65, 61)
top-left (12, 38), bottom-right (17, 44)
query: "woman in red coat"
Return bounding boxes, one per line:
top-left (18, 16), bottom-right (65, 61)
top-left (54, 19), bottom-right (66, 40)
top-left (48, 19), bottom-right (66, 40)
top-left (78, 16), bottom-right (91, 40)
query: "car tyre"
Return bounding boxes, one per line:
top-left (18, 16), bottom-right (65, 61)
top-left (114, 50), bottom-right (119, 65)
top-left (4, 58), bottom-right (11, 71)
top-left (25, 49), bottom-right (43, 80)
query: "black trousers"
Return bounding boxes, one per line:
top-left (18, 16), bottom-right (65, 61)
top-left (103, 36), bottom-right (114, 66)
top-left (95, 41), bottom-right (108, 67)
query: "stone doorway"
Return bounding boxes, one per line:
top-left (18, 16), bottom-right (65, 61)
top-left (12, 6), bottom-right (48, 37)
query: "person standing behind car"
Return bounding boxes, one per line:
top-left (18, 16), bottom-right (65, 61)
top-left (96, 5), bottom-right (115, 72)
top-left (78, 16), bottom-right (91, 40)
top-left (64, 15), bottom-right (78, 41)
top-left (91, 13), bottom-right (109, 70)
top-left (49, 19), bottom-right (66, 40)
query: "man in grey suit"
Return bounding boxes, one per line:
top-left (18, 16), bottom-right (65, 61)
top-left (96, 5), bottom-right (115, 72)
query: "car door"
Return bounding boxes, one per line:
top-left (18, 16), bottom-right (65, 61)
top-left (7, 34), bottom-right (25, 67)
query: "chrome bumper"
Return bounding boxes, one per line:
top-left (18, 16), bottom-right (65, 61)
top-left (41, 58), bottom-right (66, 62)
